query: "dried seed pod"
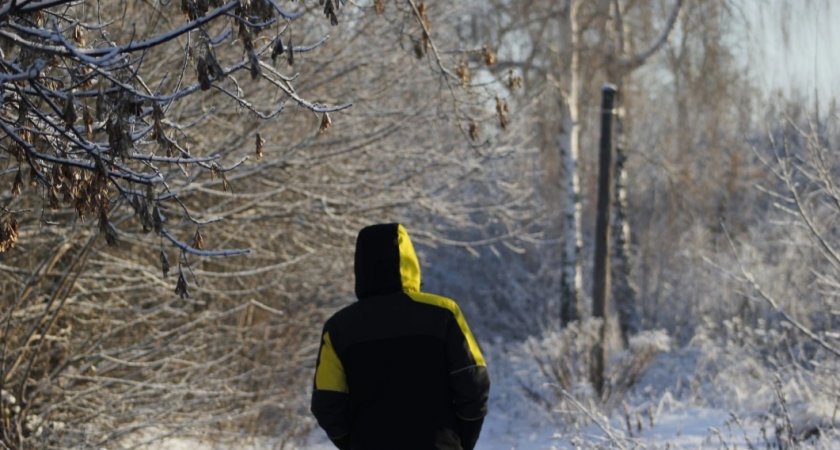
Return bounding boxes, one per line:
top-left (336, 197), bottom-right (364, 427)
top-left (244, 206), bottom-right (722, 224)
top-left (192, 228), bottom-right (205, 250)
top-left (62, 91), bottom-right (77, 129)
top-left (455, 62), bottom-right (470, 87)
top-left (11, 169), bottom-right (22, 196)
top-left (104, 223), bottom-right (118, 246)
top-left (139, 201), bottom-right (152, 232)
top-left (28, 165), bottom-right (38, 186)
top-left (175, 270), bottom-right (190, 299)
top-left (99, 209), bottom-right (118, 246)
top-left (181, 0), bottom-right (197, 20)
top-left (482, 45), bottom-right (496, 66)
top-left (80, 66), bottom-right (94, 90)
top-left (197, 57), bottom-right (211, 90)
top-left (83, 107), bottom-right (94, 139)
top-left (48, 188), bottom-right (59, 208)
top-left (106, 118), bottom-right (129, 157)
top-left (413, 39), bottom-right (425, 59)
top-left (95, 86), bottom-right (107, 120)
top-left (0, 217), bottom-right (19, 253)
top-left (319, 112), bottom-right (332, 134)
top-left (324, 0), bottom-right (338, 25)
top-left (73, 25), bottom-right (86, 46)
top-left (271, 36), bottom-right (285, 61)
top-left (160, 250), bottom-right (170, 277)
top-left (507, 70), bottom-right (523, 90)
top-left (240, 24), bottom-right (254, 52)
top-left (495, 95), bottom-right (509, 130)
top-left (255, 132), bottom-right (265, 159)
top-left (195, 0), bottom-right (209, 17)
top-left (286, 28), bottom-right (294, 65)
top-left (152, 206), bottom-right (163, 233)
top-left (205, 46), bottom-right (224, 78)
top-left (468, 121), bottom-right (479, 143)
top-left (152, 103), bottom-right (166, 146)
top-left (248, 50), bottom-right (260, 80)
top-left (19, 128), bottom-right (31, 144)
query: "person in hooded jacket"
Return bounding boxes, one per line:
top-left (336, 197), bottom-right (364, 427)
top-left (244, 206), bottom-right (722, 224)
top-left (311, 223), bottom-right (490, 450)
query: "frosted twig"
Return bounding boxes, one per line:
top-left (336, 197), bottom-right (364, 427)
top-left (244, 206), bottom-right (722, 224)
top-left (160, 228), bottom-right (250, 257)
top-left (721, 222), bottom-right (840, 358)
top-left (559, 388), bottom-right (629, 450)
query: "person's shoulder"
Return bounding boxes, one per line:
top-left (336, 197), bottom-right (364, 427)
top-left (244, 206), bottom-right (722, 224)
top-left (405, 291), bottom-right (463, 317)
top-left (324, 301), bottom-right (360, 329)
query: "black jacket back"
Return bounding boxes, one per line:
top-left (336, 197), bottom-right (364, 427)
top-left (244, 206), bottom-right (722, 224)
top-left (311, 224), bottom-right (489, 450)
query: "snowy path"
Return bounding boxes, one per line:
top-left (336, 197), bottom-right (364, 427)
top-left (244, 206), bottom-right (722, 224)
top-left (160, 405), bottom-right (764, 450)
top-left (152, 346), bottom-right (837, 450)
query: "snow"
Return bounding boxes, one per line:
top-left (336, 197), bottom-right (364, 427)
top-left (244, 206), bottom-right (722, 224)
top-left (146, 339), bottom-right (838, 450)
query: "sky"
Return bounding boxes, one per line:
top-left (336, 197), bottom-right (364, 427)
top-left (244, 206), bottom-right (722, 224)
top-left (742, 0), bottom-right (840, 106)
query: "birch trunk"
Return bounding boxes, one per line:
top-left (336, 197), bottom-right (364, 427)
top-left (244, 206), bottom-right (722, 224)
top-left (607, 0), bottom-right (682, 343)
top-left (611, 114), bottom-right (639, 344)
top-left (560, 0), bottom-right (584, 325)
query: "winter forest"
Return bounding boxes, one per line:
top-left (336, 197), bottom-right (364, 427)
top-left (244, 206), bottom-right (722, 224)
top-left (0, 0), bottom-right (838, 448)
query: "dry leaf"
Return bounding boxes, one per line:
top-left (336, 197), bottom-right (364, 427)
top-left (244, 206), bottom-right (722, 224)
top-left (175, 270), bottom-right (190, 298)
top-left (192, 228), bottom-right (205, 250)
top-left (255, 133), bottom-right (265, 159)
top-left (468, 121), bottom-right (479, 142)
top-left (507, 70), bottom-right (523, 90)
top-left (84, 107), bottom-right (94, 139)
top-left (496, 95), bottom-right (509, 129)
top-left (319, 112), bottom-right (332, 134)
top-left (12, 169), bottom-right (22, 196)
top-left (62, 92), bottom-right (76, 129)
top-left (271, 36), bottom-right (285, 62)
top-left (160, 250), bottom-right (170, 277)
top-left (483, 45), bottom-right (496, 66)
top-left (455, 62), bottom-right (470, 87)
top-left (0, 217), bottom-right (19, 253)
top-left (73, 25), bottom-right (86, 46)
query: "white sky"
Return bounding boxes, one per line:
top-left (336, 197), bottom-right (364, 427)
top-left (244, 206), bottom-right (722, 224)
top-left (742, 0), bottom-right (840, 104)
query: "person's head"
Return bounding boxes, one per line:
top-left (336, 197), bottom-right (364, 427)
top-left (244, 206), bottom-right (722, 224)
top-left (354, 223), bottom-right (420, 299)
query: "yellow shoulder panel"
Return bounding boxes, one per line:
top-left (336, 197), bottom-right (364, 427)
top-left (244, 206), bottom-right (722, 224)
top-left (397, 224), bottom-right (421, 293)
top-left (315, 332), bottom-right (349, 393)
top-left (406, 291), bottom-right (486, 367)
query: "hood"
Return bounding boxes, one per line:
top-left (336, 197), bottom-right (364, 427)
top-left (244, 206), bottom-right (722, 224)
top-left (354, 223), bottom-right (421, 299)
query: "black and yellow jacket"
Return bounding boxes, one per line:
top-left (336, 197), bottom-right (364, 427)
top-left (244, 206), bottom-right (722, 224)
top-left (311, 223), bottom-right (490, 450)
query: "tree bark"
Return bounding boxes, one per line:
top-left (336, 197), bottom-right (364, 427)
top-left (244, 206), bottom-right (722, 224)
top-left (560, 0), bottom-right (584, 325)
top-left (611, 113), bottom-right (639, 344)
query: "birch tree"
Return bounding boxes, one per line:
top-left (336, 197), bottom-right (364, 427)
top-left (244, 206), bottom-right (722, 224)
top-left (603, 0), bottom-right (683, 344)
top-left (560, 0), bottom-right (585, 324)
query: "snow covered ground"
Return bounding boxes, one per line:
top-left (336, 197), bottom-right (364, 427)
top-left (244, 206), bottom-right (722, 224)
top-left (149, 339), bottom-right (838, 450)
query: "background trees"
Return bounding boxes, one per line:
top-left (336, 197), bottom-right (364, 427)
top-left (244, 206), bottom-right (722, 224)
top-left (0, 1), bottom-right (521, 447)
top-left (2, 0), bottom-right (838, 448)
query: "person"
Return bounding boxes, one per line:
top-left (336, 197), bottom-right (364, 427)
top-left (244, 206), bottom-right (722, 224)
top-left (311, 223), bottom-right (490, 450)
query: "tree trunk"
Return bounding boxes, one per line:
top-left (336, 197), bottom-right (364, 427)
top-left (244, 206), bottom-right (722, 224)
top-left (611, 112), bottom-right (639, 345)
top-left (560, 0), bottom-right (584, 325)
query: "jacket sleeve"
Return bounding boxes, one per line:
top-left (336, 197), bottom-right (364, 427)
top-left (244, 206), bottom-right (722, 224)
top-left (445, 305), bottom-right (490, 450)
top-left (310, 327), bottom-right (352, 450)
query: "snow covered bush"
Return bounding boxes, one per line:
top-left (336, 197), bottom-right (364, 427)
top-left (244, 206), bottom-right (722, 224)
top-left (515, 319), bottom-right (670, 424)
top-left (656, 115), bottom-right (840, 448)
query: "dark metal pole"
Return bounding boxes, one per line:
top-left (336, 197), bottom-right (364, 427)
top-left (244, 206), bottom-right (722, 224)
top-left (591, 84), bottom-right (617, 397)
